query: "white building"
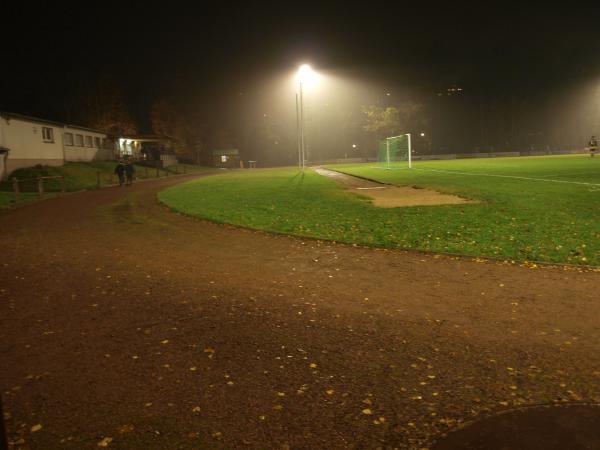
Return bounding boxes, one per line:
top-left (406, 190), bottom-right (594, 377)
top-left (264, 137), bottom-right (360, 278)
top-left (0, 112), bottom-right (117, 181)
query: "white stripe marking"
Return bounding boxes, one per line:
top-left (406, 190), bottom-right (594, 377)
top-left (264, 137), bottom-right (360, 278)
top-left (374, 166), bottom-right (600, 187)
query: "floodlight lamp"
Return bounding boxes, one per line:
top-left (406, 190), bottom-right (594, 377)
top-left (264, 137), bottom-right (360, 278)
top-left (420, 132), bottom-right (426, 137)
top-left (297, 64), bottom-right (317, 88)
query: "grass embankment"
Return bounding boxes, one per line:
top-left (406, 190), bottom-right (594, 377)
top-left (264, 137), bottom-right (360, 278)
top-left (159, 155), bottom-right (600, 266)
top-left (0, 161), bottom-right (215, 209)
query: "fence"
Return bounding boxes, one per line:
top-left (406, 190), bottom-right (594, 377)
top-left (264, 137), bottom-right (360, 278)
top-left (9, 165), bottom-right (189, 204)
top-left (11, 175), bottom-right (65, 203)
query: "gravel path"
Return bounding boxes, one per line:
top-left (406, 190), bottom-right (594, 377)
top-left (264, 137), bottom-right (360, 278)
top-left (1, 174), bottom-right (599, 449)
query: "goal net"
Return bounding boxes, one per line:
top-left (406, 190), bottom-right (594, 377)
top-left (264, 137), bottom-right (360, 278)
top-left (377, 134), bottom-right (412, 169)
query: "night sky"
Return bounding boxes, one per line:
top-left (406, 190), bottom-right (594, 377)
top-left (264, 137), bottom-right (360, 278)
top-left (2, 2), bottom-right (600, 157)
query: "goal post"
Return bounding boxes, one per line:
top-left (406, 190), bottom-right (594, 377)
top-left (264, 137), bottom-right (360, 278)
top-left (377, 134), bottom-right (412, 169)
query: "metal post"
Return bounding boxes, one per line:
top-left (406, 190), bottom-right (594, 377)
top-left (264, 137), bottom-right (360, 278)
top-left (407, 133), bottom-right (412, 169)
top-left (60, 176), bottom-right (66, 195)
top-left (296, 92), bottom-right (301, 170)
top-left (386, 139), bottom-right (390, 170)
top-left (12, 177), bottom-right (19, 203)
top-left (299, 82), bottom-right (306, 170)
top-left (37, 176), bottom-right (44, 199)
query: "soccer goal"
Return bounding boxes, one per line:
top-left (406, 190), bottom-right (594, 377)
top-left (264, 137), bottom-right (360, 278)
top-left (377, 134), bottom-right (412, 169)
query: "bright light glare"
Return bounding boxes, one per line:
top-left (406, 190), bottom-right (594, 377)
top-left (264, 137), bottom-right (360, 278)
top-left (297, 64), bottom-right (318, 88)
top-left (420, 132), bottom-right (426, 137)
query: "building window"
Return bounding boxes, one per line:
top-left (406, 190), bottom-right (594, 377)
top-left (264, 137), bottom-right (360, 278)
top-left (42, 127), bottom-right (54, 143)
top-left (75, 134), bottom-right (83, 146)
top-left (64, 133), bottom-right (74, 146)
top-left (94, 137), bottom-right (101, 148)
top-left (85, 136), bottom-right (93, 147)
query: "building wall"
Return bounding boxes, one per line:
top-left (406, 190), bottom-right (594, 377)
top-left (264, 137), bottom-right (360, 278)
top-left (160, 154), bottom-right (177, 167)
top-left (0, 116), bottom-right (65, 173)
top-left (0, 115), bottom-right (116, 180)
top-left (63, 126), bottom-right (113, 162)
top-left (0, 151), bottom-right (8, 181)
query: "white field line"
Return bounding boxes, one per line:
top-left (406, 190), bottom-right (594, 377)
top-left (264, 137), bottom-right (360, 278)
top-left (355, 186), bottom-right (388, 190)
top-left (374, 165), bottom-right (600, 187)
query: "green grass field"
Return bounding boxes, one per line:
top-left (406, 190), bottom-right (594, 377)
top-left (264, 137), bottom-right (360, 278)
top-left (159, 155), bottom-right (600, 266)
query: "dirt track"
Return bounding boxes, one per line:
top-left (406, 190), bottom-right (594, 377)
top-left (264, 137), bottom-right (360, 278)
top-left (1, 174), bottom-right (599, 449)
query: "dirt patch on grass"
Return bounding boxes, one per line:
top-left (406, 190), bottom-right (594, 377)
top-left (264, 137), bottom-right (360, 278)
top-left (314, 167), bottom-right (476, 207)
top-left (357, 185), bottom-right (475, 207)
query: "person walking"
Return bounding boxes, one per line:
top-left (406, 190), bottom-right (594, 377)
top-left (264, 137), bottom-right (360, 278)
top-left (589, 136), bottom-right (597, 158)
top-left (114, 161), bottom-right (126, 186)
top-left (125, 161), bottom-right (135, 185)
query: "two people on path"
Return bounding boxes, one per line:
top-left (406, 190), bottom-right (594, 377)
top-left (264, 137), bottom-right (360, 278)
top-left (114, 161), bottom-right (135, 186)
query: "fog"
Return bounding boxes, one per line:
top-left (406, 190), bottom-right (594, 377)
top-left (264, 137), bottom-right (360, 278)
top-left (222, 67), bottom-right (600, 165)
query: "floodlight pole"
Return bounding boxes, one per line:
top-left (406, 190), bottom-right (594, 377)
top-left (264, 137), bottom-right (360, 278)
top-left (407, 133), bottom-right (412, 169)
top-left (296, 93), bottom-right (301, 170)
top-left (299, 81), bottom-right (306, 170)
top-left (386, 139), bottom-right (391, 170)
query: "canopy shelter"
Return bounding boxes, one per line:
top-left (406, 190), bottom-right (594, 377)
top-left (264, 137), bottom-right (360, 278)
top-left (119, 134), bottom-right (178, 167)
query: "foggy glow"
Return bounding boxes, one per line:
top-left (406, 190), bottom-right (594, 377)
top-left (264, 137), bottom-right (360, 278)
top-left (297, 64), bottom-right (318, 88)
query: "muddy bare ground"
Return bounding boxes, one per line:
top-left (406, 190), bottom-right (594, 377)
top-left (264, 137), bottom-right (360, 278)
top-left (1, 174), bottom-right (599, 450)
top-left (313, 168), bottom-right (475, 207)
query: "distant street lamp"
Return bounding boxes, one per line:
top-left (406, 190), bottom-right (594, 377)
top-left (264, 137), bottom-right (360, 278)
top-left (296, 64), bottom-right (317, 170)
top-left (420, 132), bottom-right (431, 153)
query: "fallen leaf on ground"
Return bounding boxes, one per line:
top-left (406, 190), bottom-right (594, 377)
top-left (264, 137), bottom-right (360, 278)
top-left (97, 437), bottom-right (113, 447)
top-left (117, 425), bottom-right (134, 434)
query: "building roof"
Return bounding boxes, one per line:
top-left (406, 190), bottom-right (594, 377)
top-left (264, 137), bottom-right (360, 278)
top-left (0, 111), bottom-right (116, 136)
top-left (120, 134), bottom-right (177, 142)
top-left (0, 111), bottom-right (64, 127)
top-left (212, 148), bottom-right (239, 156)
